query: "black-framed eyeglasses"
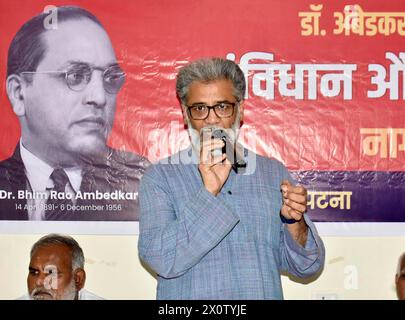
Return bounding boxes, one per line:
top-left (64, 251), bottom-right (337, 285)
top-left (187, 101), bottom-right (237, 120)
top-left (21, 63), bottom-right (126, 94)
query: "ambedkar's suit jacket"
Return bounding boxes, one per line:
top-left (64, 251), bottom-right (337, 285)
top-left (0, 145), bottom-right (150, 221)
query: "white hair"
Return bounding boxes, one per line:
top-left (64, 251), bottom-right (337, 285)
top-left (176, 57), bottom-right (246, 105)
top-left (30, 233), bottom-right (84, 271)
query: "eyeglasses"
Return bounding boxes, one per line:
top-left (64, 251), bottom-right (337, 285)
top-left (187, 102), bottom-right (237, 120)
top-left (21, 63), bottom-right (126, 94)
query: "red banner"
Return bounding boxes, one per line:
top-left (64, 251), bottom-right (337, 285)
top-left (0, 0), bottom-right (404, 228)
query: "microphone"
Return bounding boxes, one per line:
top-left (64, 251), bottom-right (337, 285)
top-left (206, 128), bottom-right (247, 173)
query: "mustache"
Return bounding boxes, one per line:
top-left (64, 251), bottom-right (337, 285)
top-left (31, 287), bottom-right (55, 300)
top-left (187, 113), bottom-right (241, 153)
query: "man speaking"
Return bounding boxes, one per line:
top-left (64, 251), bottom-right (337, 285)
top-left (138, 57), bottom-right (325, 299)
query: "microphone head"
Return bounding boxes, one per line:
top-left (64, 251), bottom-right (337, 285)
top-left (210, 128), bottom-right (230, 140)
top-left (211, 128), bottom-right (236, 165)
top-left (200, 126), bottom-right (246, 173)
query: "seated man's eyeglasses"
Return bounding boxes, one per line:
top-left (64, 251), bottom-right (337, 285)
top-left (187, 101), bottom-right (237, 120)
top-left (21, 63), bottom-right (126, 94)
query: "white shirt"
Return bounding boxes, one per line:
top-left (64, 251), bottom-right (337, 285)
top-left (16, 289), bottom-right (105, 300)
top-left (20, 141), bottom-right (82, 220)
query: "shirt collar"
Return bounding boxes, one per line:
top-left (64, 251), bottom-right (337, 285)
top-left (20, 140), bottom-right (82, 192)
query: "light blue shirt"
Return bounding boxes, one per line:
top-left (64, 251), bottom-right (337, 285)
top-left (138, 148), bottom-right (325, 299)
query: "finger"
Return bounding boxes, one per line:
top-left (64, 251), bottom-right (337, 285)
top-left (223, 157), bottom-right (232, 166)
top-left (200, 140), bottom-right (224, 164)
top-left (280, 180), bottom-right (291, 193)
top-left (288, 208), bottom-right (303, 221)
top-left (290, 185), bottom-right (307, 195)
top-left (282, 205), bottom-right (303, 221)
top-left (281, 205), bottom-right (293, 220)
top-left (200, 142), bottom-right (224, 161)
top-left (283, 197), bottom-right (307, 214)
top-left (284, 192), bottom-right (307, 206)
top-left (201, 144), bottom-right (225, 155)
top-left (283, 184), bottom-right (307, 196)
top-left (210, 153), bottom-right (227, 166)
top-left (200, 138), bottom-right (224, 150)
top-left (200, 147), bottom-right (212, 164)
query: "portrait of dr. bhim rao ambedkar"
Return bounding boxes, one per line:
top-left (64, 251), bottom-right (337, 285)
top-left (0, 6), bottom-right (150, 221)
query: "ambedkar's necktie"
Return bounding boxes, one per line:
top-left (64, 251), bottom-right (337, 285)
top-left (45, 168), bottom-right (74, 220)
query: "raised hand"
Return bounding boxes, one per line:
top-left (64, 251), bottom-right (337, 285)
top-left (199, 138), bottom-right (232, 196)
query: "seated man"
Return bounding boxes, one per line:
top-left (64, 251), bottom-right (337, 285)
top-left (396, 252), bottom-right (405, 300)
top-left (18, 233), bottom-right (102, 300)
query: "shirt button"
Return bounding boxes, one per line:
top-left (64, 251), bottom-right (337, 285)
top-left (227, 190), bottom-right (232, 195)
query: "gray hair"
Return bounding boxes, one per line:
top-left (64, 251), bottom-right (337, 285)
top-left (30, 233), bottom-right (85, 270)
top-left (176, 57), bottom-right (246, 106)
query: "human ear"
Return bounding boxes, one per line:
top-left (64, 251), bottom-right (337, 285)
top-left (238, 100), bottom-right (245, 123)
top-left (74, 268), bottom-right (86, 291)
top-left (6, 74), bottom-right (26, 117)
top-left (182, 105), bottom-right (189, 127)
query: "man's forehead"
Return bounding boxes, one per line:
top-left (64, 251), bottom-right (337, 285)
top-left (187, 79), bottom-right (235, 101)
top-left (38, 18), bottom-right (117, 69)
top-left (190, 79), bottom-right (233, 89)
top-left (30, 244), bottom-right (72, 267)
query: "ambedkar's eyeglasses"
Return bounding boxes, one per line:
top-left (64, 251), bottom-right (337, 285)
top-left (21, 63), bottom-right (126, 94)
